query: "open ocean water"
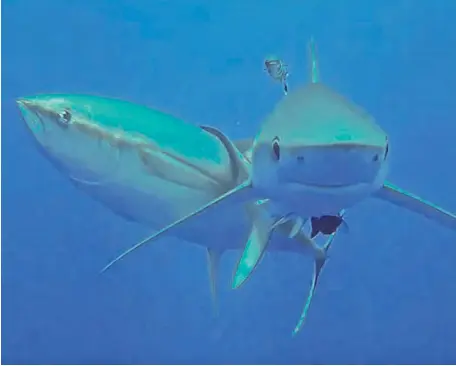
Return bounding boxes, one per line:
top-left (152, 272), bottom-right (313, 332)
top-left (2, 0), bottom-right (456, 364)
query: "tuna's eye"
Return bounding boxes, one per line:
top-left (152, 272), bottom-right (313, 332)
top-left (272, 137), bottom-right (280, 161)
top-left (58, 109), bottom-right (72, 126)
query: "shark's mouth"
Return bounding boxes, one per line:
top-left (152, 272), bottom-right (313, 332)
top-left (308, 183), bottom-right (355, 188)
top-left (284, 181), bottom-right (369, 194)
top-left (306, 182), bottom-right (369, 191)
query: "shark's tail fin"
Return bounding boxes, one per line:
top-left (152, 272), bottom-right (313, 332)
top-left (307, 36), bottom-right (320, 84)
top-left (292, 232), bottom-right (336, 335)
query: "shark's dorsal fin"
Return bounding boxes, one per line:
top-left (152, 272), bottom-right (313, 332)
top-left (206, 248), bottom-right (222, 317)
top-left (308, 36), bottom-right (320, 84)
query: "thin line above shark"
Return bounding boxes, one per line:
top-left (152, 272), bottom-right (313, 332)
top-left (16, 38), bottom-right (456, 335)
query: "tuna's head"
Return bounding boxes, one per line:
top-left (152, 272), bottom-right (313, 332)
top-left (17, 94), bottom-right (141, 182)
top-left (16, 93), bottom-right (235, 190)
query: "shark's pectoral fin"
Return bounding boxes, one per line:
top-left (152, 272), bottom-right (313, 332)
top-left (206, 248), bottom-right (222, 317)
top-left (292, 232), bottom-right (336, 336)
top-left (374, 181), bottom-right (456, 232)
top-left (232, 214), bottom-right (276, 289)
top-left (100, 180), bottom-right (255, 273)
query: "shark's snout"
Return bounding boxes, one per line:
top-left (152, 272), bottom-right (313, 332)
top-left (282, 143), bottom-right (388, 188)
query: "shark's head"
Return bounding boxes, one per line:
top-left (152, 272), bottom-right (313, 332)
top-left (16, 94), bottom-right (228, 185)
top-left (250, 83), bottom-right (390, 216)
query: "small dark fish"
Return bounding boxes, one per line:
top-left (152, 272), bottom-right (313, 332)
top-left (310, 214), bottom-right (348, 238)
top-left (264, 57), bottom-right (289, 95)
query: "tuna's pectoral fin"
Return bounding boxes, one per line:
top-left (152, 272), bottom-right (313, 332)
top-left (232, 214), bottom-right (276, 289)
top-left (292, 232), bottom-right (336, 336)
top-left (100, 180), bottom-right (254, 273)
top-left (206, 248), bottom-right (222, 317)
top-left (374, 181), bottom-right (456, 232)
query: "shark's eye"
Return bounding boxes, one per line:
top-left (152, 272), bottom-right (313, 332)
top-left (272, 137), bottom-right (280, 161)
top-left (58, 109), bottom-right (72, 126)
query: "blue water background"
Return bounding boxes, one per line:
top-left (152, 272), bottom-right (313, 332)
top-left (2, 0), bottom-right (456, 363)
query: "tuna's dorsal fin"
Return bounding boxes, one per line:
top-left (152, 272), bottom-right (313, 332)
top-left (206, 248), bottom-right (222, 317)
top-left (200, 125), bottom-right (250, 184)
top-left (308, 36), bottom-right (320, 84)
top-left (373, 182), bottom-right (456, 232)
top-left (231, 138), bottom-right (253, 156)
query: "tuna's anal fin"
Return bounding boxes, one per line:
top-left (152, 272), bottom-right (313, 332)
top-left (206, 248), bottom-right (222, 317)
